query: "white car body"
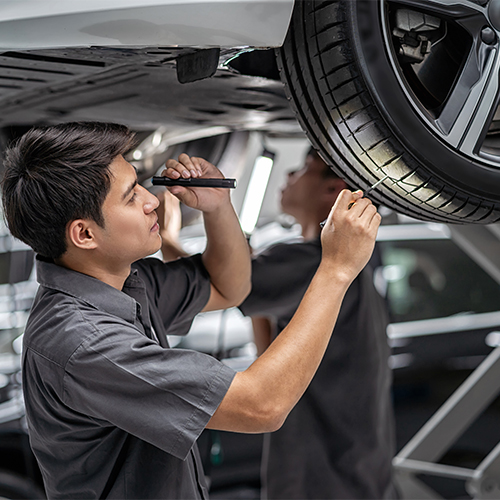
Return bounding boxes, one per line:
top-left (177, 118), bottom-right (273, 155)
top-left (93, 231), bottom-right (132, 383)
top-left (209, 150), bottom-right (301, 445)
top-left (0, 0), bottom-right (294, 49)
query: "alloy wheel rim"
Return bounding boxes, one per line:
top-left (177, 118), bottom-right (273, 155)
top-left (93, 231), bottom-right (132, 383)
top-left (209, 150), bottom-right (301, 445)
top-left (381, 0), bottom-right (500, 168)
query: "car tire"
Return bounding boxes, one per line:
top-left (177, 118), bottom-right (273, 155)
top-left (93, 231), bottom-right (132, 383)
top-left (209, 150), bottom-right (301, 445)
top-left (0, 470), bottom-right (45, 499)
top-left (277, 0), bottom-right (500, 223)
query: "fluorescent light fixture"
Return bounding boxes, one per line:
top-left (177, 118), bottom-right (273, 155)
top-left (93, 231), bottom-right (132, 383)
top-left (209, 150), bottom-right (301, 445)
top-left (151, 131), bottom-right (162, 147)
top-left (239, 150), bottom-right (275, 235)
top-left (132, 149), bottom-right (143, 160)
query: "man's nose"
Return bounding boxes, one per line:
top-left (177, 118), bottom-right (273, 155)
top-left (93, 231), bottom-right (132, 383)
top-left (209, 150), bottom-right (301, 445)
top-left (143, 188), bottom-right (160, 212)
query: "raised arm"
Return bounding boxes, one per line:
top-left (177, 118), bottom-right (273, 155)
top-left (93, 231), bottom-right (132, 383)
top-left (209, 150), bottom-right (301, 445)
top-left (161, 154), bottom-right (251, 310)
top-left (207, 189), bottom-right (381, 433)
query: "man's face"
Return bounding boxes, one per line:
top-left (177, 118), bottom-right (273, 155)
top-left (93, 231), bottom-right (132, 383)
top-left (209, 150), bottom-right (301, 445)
top-left (280, 154), bottom-right (327, 218)
top-left (94, 155), bottom-right (161, 265)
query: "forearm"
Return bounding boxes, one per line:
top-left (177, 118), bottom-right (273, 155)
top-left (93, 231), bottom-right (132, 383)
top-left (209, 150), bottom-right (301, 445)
top-left (250, 263), bottom-right (349, 411)
top-left (202, 201), bottom-right (251, 305)
top-left (208, 263), bottom-right (351, 432)
top-left (207, 189), bottom-right (381, 433)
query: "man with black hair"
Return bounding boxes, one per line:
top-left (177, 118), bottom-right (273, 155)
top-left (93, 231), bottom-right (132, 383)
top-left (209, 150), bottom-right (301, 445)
top-left (239, 148), bottom-right (397, 499)
top-left (2, 122), bottom-right (381, 499)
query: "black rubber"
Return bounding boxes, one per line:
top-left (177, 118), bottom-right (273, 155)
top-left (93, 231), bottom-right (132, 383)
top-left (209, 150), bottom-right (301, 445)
top-left (276, 0), bottom-right (500, 223)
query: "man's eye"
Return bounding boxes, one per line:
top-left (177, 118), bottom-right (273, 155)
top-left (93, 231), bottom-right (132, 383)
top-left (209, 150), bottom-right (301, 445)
top-left (128, 193), bottom-right (137, 203)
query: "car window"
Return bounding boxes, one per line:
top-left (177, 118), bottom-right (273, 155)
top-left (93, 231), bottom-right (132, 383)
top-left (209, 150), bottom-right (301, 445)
top-left (379, 239), bottom-right (500, 322)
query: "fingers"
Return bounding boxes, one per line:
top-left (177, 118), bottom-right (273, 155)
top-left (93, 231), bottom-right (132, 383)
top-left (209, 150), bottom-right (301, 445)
top-left (332, 190), bottom-right (370, 216)
top-left (348, 198), bottom-right (373, 218)
top-left (178, 154), bottom-right (203, 177)
top-left (161, 154), bottom-right (223, 184)
top-left (163, 154), bottom-right (203, 179)
top-left (349, 197), bottom-right (381, 229)
top-left (334, 189), bottom-right (357, 211)
top-left (159, 155), bottom-right (229, 212)
top-left (363, 204), bottom-right (382, 236)
top-left (345, 190), bottom-right (362, 210)
top-left (330, 189), bottom-right (381, 233)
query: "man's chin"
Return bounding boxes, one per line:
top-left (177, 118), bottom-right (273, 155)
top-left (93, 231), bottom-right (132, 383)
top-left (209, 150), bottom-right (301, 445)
top-left (137, 240), bottom-right (162, 261)
top-left (153, 237), bottom-right (163, 255)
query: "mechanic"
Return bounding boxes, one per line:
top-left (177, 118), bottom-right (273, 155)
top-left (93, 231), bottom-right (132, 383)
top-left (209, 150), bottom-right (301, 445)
top-left (239, 148), bottom-right (397, 499)
top-left (1, 122), bottom-right (380, 499)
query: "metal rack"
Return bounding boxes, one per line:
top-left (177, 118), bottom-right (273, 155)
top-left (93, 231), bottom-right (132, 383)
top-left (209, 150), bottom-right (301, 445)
top-left (393, 223), bottom-right (500, 499)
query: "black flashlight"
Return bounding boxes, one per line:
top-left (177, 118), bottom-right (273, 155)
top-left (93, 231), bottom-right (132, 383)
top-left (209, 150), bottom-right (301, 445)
top-left (151, 177), bottom-right (237, 188)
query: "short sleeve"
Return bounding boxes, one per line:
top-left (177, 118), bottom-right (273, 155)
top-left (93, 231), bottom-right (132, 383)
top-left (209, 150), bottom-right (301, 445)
top-left (133, 254), bottom-right (211, 336)
top-left (64, 325), bottom-right (236, 460)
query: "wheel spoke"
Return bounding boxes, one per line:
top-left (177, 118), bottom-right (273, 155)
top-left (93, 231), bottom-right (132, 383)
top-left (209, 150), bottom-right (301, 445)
top-left (437, 45), bottom-right (500, 155)
top-left (388, 0), bottom-right (496, 158)
top-left (390, 0), bottom-right (484, 18)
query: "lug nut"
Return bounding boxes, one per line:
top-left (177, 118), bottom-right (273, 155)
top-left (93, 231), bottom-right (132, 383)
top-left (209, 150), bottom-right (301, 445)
top-left (481, 26), bottom-right (497, 45)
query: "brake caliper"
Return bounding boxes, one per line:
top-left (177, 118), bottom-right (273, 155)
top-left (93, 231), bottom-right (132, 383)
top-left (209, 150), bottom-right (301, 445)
top-left (392, 9), bottom-right (442, 64)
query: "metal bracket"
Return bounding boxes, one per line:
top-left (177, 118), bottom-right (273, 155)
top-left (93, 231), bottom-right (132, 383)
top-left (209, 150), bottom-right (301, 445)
top-left (176, 48), bottom-right (220, 84)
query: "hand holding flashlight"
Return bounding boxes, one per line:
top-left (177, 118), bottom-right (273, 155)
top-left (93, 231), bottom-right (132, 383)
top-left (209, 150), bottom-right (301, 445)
top-left (158, 154), bottom-right (237, 213)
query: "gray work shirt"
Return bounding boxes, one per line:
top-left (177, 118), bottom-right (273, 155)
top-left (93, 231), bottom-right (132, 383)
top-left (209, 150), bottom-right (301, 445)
top-left (240, 238), bottom-right (396, 499)
top-left (22, 255), bottom-right (236, 499)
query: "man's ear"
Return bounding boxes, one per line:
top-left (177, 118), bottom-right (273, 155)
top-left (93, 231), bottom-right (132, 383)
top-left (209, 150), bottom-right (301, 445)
top-left (67, 219), bottom-right (98, 251)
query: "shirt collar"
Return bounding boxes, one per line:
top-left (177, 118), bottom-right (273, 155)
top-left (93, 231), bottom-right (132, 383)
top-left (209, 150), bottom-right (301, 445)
top-left (35, 256), bottom-right (144, 324)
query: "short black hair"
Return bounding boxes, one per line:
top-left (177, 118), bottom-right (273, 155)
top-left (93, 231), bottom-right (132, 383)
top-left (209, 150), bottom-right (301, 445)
top-left (1, 122), bottom-right (135, 259)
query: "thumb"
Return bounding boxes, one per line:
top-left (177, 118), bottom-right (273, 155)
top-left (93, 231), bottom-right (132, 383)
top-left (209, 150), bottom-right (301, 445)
top-left (333, 189), bottom-right (361, 212)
